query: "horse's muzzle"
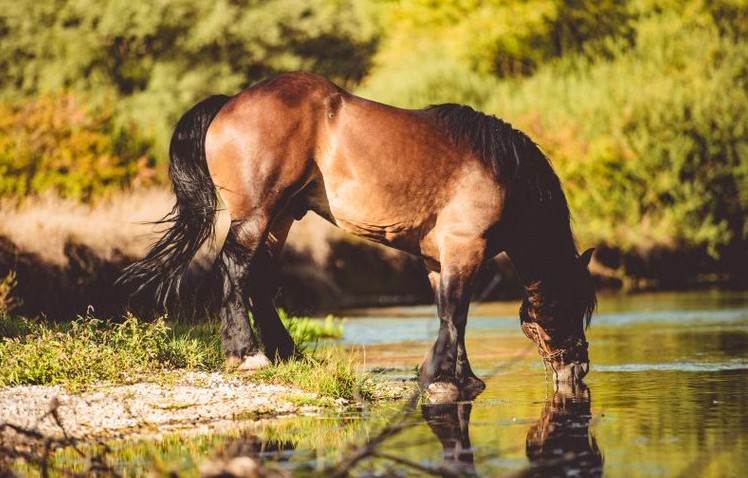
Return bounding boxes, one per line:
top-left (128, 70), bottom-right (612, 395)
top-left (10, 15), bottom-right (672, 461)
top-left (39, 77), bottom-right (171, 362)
top-left (550, 360), bottom-right (589, 383)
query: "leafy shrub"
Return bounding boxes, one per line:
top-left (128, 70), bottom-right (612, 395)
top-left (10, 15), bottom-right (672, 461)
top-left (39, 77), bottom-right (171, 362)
top-left (365, 0), bottom-right (632, 82)
top-left (486, 9), bottom-right (748, 261)
top-left (0, 94), bottom-right (157, 201)
top-left (0, 0), bottom-right (379, 160)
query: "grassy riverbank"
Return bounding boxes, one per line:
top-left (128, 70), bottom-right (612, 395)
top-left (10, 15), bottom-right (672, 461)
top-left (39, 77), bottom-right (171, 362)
top-left (0, 313), bottom-right (370, 400)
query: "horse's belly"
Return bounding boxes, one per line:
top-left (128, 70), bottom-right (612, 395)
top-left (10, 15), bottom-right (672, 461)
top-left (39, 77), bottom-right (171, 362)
top-left (308, 182), bottom-right (427, 253)
top-left (333, 212), bottom-right (416, 247)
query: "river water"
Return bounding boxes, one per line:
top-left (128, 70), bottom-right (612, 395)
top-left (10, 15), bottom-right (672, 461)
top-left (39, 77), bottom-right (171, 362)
top-left (50, 291), bottom-right (748, 477)
top-left (338, 291), bottom-right (748, 477)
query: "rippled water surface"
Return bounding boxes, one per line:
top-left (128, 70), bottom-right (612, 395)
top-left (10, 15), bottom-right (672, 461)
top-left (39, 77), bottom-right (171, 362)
top-left (341, 291), bottom-right (748, 477)
top-left (53, 291), bottom-right (748, 476)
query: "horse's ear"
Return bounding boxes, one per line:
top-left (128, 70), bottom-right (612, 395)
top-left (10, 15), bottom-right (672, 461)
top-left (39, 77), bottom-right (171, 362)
top-left (579, 248), bottom-right (595, 268)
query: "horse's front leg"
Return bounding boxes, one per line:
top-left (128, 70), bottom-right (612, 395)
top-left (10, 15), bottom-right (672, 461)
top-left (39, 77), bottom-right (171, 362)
top-left (456, 310), bottom-right (486, 399)
top-left (421, 248), bottom-right (484, 402)
top-left (422, 402), bottom-right (476, 473)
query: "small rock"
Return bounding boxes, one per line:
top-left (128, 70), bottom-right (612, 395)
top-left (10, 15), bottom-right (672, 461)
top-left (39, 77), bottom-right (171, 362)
top-left (200, 456), bottom-right (260, 478)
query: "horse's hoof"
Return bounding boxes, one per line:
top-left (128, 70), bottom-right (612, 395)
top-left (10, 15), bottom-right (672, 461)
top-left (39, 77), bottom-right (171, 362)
top-left (224, 356), bottom-right (242, 369)
top-left (426, 382), bottom-right (460, 403)
top-left (233, 353), bottom-right (272, 371)
top-left (461, 376), bottom-right (486, 400)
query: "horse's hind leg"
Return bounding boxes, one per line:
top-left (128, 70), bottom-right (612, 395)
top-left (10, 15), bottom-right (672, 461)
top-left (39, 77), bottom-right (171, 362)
top-left (205, 99), bottom-right (313, 367)
top-left (219, 210), bottom-right (298, 368)
top-left (218, 218), bottom-right (268, 369)
top-left (247, 213), bottom-right (297, 361)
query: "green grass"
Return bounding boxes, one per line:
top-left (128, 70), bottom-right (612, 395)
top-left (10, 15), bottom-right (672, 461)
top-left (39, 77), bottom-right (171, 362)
top-left (280, 312), bottom-right (345, 350)
top-left (0, 314), bottom-right (222, 390)
top-left (249, 346), bottom-right (373, 401)
top-left (0, 312), bottom-right (357, 397)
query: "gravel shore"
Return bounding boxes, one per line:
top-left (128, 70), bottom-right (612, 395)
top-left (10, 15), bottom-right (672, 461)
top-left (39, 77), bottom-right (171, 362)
top-left (0, 372), bottom-right (334, 443)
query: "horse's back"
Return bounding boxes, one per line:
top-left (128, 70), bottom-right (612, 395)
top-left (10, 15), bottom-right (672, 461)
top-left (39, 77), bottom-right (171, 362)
top-left (205, 71), bottom-right (505, 260)
top-left (205, 72), bottom-right (337, 216)
top-left (316, 88), bottom-right (506, 256)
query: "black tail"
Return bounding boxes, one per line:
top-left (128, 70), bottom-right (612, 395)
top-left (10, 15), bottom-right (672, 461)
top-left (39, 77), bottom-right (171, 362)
top-left (119, 94), bottom-right (232, 309)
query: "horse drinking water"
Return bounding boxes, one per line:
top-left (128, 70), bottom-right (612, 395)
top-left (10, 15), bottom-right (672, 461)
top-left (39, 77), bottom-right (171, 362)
top-left (121, 72), bottom-right (596, 399)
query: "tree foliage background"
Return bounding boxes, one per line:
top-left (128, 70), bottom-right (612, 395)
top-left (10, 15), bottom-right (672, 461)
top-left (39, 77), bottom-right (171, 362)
top-left (0, 0), bottom-right (746, 282)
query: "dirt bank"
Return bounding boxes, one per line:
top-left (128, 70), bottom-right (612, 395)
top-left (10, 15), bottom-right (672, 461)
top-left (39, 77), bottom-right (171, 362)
top-left (7, 189), bottom-right (704, 322)
top-left (0, 189), bottom-right (523, 320)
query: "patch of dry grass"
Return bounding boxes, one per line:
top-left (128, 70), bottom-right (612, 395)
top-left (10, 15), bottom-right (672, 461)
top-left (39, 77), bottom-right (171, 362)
top-left (0, 188), bottom-right (429, 316)
top-left (0, 188), bottom-right (348, 267)
top-left (0, 189), bottom-right (171, 265)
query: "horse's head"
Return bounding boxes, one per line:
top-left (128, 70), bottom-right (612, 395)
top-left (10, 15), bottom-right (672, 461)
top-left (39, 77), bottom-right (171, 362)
top-left (520, 248), bottom-right (596, 383)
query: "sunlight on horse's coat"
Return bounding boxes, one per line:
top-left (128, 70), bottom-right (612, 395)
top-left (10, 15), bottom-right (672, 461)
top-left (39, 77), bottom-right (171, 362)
top-left (120, 71), bottom-right (597, 396)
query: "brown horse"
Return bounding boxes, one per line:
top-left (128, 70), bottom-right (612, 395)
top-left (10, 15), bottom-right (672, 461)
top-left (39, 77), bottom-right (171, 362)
top-left (120, 71), bottom-right (596, 398)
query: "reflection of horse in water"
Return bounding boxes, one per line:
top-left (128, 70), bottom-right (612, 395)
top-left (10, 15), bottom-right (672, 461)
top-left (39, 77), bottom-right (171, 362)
top-left (524, 383), bottom-right (603, 477)
top-left (421, 384), bottom-right (602, 477)
top-left (422, 402), bottom-right (476, 475)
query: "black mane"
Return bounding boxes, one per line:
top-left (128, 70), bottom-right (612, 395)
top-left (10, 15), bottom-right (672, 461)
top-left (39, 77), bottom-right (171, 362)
top-left (425, 103), bottom-right (569, 218)
top-left (426, 103), bottom-right (596, 326)
top-left (425, 104), bottom-right (527, 181)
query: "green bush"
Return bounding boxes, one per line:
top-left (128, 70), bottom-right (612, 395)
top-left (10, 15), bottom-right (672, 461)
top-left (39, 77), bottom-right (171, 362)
top-left (484, 9), bottom-right (748, 259)
top-left (0, 0), bottom-right (378, 160)
top-left (0, 94), bottom-right (157, 200)
top-left (364, 0), bottom-right (632, 82)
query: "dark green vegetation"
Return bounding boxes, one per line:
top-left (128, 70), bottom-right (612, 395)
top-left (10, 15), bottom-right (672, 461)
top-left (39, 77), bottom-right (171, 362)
top-left (0, 0), bottom-right (378, 165)
top-left (0, 312), bottom-right (367, 398)
top-left (0, 1), bottom-right (745, 286)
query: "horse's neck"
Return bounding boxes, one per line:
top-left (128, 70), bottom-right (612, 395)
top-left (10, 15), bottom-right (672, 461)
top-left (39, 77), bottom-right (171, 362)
top-left (508, 231), bottom-right (577, 287)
